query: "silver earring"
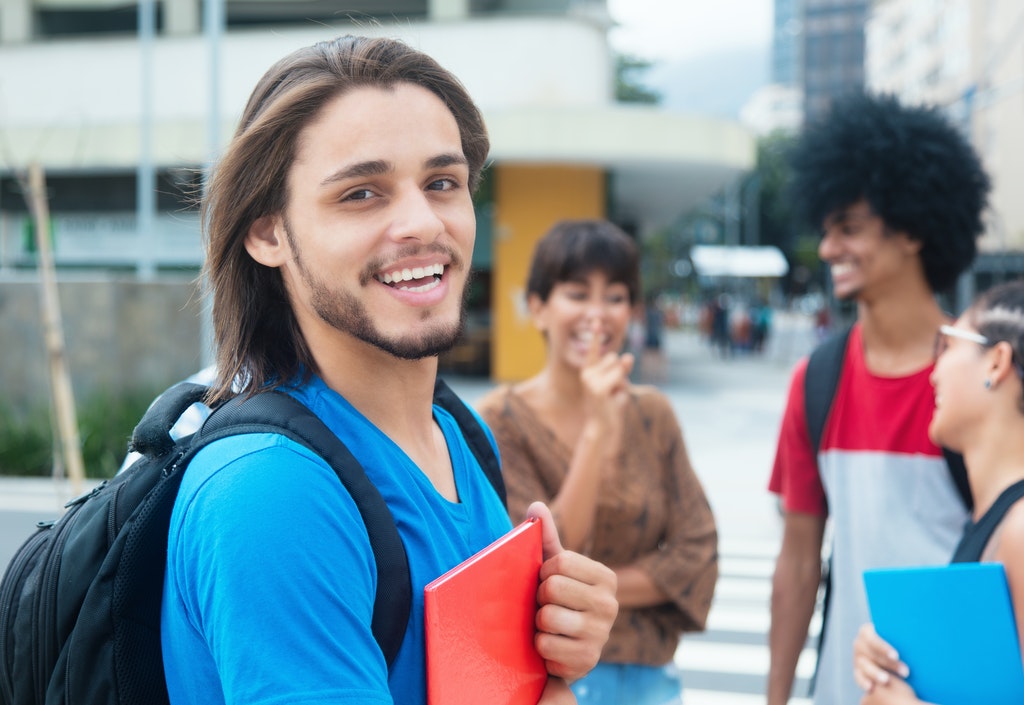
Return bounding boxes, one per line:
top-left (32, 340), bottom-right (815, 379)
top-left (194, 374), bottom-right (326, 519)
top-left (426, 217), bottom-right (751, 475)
top-left (984, 379), bottom-right (992, 389)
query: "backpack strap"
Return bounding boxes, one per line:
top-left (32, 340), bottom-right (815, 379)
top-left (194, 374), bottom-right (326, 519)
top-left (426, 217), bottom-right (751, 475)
top-left (196, 391), bottom-right (412, 669)
top-left (129, 382), bottom-right (211, 457)
top-left (803, 325), bottom-right (852, 457)
top-left (943, 448), bottom-right (973, 512)
top-left (433, 378), bottom-right (507, 508)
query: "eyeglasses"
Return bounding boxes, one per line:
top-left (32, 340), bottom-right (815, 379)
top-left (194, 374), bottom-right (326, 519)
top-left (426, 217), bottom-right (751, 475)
top-left (934, 324), bottom-right (1024, 379)
top-left (933, 324), bottom-right (989, 358)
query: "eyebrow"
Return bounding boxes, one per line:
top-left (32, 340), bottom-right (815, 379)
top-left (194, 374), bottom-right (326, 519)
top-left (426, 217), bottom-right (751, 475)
top-left (320, 160), bottom-right (390, 187)
top-left (319, 152), bottom-right (468, 187)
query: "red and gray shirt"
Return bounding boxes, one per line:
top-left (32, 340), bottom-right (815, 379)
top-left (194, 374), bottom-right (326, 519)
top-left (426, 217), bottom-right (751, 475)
top-left (769, 323), bottom-right (968, 705)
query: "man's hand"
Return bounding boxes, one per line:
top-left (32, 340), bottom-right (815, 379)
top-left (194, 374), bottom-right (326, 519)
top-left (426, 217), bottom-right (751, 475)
top-left (528, 502), bottom-right (618, 681)
top-left (536, 677), bottom-right (576, 705)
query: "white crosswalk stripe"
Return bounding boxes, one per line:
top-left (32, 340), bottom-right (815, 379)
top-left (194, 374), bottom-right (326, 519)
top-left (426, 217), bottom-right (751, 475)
top-left (677, 537), bottom-right (820, 704)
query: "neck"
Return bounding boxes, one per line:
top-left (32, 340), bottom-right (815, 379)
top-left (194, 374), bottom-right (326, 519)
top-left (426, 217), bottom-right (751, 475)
top-left (856, 282), bottom-right (947, 374)
top-left (539, 358), bottom-right (587, 403)
top-left (311, 332), bottom-right (440, 444)
top-left (960, 417), bottom-right (1024, 520)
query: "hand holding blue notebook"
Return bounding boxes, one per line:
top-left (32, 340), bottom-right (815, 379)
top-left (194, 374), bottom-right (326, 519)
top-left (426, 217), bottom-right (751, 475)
top-left (863, 562), bottom-right (1024, 705)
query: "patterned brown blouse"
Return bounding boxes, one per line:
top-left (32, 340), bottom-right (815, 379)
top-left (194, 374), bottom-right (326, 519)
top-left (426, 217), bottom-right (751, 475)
top-left (476, 384), bottom-right (719, 666)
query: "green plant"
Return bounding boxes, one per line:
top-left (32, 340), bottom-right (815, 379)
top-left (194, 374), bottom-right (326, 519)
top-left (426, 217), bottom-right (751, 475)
top-left (0, 387), bottom-right (163, 479)
top-left (0, 405), bottom-right (53, 477)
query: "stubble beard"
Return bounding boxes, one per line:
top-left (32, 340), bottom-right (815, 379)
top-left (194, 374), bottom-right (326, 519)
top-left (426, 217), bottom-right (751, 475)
top-left (285, 223), bottom-right (468, 360)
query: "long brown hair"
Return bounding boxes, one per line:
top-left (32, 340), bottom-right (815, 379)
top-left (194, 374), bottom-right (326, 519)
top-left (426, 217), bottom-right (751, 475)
top-left (202, 35), bottom-right (490, 404)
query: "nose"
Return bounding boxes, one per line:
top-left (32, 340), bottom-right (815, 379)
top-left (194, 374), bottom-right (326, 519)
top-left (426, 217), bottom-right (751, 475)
top-left (388, 186), bottom-right (445, 243)
top-left (818, 226), bottom-right (839, 262)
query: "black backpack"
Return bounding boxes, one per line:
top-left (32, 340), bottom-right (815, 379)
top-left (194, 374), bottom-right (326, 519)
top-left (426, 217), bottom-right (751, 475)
top-left (802, 324), bottom-right (971, 692)
top-left (0, 377), bottom-right (505, 705)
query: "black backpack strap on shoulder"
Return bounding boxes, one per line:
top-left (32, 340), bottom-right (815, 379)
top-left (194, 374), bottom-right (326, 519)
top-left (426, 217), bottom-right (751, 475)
top-left (800, 324), bottom-right (850, 696)
top-left (943, 448), bottom-right (973, 511)
top-left (433, 378), bottom-right (507, 508)
top-left (129, 382), bottom-right (211, 457)
top-left (197, 391), bottom-right (412, 669)
top-left (803, 325), bottom-right (853, 458)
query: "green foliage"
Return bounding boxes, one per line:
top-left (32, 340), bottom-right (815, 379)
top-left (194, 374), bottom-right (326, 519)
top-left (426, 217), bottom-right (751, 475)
top-left (0, 387), bottom-right (163, 479)
top-left (615, 54), bottom-right (661, 104)
top-left (0, 406), bottom-right (52, 477)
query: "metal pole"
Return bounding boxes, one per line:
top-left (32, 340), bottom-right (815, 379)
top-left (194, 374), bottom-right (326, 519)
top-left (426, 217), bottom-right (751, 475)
top-left (200, 0), bottom-right (225, 368)
top-left (137, 0), bottom-right (156, 279)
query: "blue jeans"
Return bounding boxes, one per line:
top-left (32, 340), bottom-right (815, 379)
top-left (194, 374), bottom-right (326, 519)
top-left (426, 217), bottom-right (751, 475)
top-left (570, 662), bottom-right (683, 705)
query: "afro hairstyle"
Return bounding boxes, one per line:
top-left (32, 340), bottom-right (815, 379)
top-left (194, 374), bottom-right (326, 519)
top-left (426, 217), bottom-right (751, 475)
top-left (787, 92), bottom-right (991, 292)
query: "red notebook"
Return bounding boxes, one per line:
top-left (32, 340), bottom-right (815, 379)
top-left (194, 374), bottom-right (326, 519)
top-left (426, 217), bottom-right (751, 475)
top-left (424, 518), bottom-right (547, 705)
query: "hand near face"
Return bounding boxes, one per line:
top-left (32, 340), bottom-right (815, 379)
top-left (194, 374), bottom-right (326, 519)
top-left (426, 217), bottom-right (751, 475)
top-left (528, 502), bottom-right (618, 681)
top-left (580, 318), bottom-right (634, 457)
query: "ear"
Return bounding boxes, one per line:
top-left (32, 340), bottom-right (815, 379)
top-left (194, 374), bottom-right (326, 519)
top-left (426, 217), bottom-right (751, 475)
top-left (900, 232), bottom-right (923, 256)
top-left (527, 292), bottom-right (547, 332)
top-left (987, 341), bottom-right (1018, 387)
top-left (245, 214), bottom-right (290, 267)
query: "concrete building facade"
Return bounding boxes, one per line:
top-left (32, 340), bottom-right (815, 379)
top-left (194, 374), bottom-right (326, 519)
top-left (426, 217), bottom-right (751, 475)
top-left (0, 0), bottom-right (755, 402)
top-left (866, 0), bottom-right (1024, 258)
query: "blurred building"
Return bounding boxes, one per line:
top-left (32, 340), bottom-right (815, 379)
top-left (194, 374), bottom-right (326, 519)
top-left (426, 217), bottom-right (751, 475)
top-left (740, 0), bottom-right (804, 135)
top-left (802, 0), bottom-right (869, 123)
top-left (0, 0), bottom-right (755, 389)
top-left (771, 0), bottom-right (802, 87)
top-left (866, 0), bottom-right (1024, 288)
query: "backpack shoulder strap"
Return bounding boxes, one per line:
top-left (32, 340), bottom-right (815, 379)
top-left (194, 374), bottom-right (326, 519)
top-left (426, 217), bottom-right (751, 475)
top-left (943, 448), bottom-right (973, 511)
top-left (803, 325), bottom-right (853, 459)
top-left (196, 391), bottom-right (411, 669)
top-left (433, 378), bottom-right (507, 508)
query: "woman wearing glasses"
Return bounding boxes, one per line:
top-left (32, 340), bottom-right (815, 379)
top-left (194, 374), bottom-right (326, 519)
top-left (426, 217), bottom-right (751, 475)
top-left (853, 279), bottom-right (1024, 704)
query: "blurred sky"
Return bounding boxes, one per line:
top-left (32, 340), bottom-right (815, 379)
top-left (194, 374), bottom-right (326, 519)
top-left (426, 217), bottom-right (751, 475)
top-left (606, 0), bottom-right (775, 117)
top-left (606, 0), bottom-right (773, 64)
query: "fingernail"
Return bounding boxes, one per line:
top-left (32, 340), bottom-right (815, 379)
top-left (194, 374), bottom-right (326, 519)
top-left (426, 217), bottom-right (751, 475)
top-left (898, 663), bottom-right (910, 678)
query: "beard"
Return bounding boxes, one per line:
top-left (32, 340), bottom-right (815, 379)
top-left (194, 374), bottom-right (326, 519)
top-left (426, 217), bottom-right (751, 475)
top-left (284, 221), bottom-right (468, 360)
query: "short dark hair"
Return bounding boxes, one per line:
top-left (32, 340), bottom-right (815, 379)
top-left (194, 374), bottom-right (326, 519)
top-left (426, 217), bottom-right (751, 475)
top-left (526, 220), bottom-right (640, 304)
top-left (202, 35), bottom-right (490, 404)
top-left (788, 92), bottom-right (991, 292)
top-left (968, 279), bottom-right (1024, 413)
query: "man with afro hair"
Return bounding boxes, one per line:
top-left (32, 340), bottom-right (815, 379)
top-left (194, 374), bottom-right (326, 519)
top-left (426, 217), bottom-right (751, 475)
top-left (766, 93), bottom-right (991, 705)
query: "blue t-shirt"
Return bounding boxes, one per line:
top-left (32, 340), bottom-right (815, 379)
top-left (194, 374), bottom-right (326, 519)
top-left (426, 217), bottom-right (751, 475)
top-left (161, 376), bottom-right (512, 705)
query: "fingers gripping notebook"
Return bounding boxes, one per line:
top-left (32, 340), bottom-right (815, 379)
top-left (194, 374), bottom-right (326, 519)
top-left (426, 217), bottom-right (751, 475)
top-left (424, 518), bottom-right (547, 705)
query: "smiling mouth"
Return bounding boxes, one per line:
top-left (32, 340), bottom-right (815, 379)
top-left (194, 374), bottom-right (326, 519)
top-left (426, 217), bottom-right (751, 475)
top-left (831, 263), bottom-right (855, 278)
top-left (375, 263), bottom-right (445, 292)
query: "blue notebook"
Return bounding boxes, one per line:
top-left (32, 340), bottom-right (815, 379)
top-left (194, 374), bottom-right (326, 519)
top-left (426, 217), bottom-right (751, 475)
top-left (863, 563), bottom-right (1024, 705)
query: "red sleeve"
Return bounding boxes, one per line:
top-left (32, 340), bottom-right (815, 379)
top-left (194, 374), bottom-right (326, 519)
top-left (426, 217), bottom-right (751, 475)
top-left (768, 357), bottom-right (828, 517)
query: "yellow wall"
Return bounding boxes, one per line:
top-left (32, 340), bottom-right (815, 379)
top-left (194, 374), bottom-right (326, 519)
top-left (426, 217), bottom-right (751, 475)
top-left (491, 164), bottom-right (605, 382)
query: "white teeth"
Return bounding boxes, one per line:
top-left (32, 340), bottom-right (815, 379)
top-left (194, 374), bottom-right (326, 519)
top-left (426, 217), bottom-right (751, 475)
top-left (377, 263), bottom-right (445, 285)
top-left (396, 278), bottom-right (442, 293)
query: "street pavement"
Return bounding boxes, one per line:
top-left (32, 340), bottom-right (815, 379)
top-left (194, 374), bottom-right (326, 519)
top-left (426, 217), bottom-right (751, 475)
top-left (0, 311), bottom-right (823, 704)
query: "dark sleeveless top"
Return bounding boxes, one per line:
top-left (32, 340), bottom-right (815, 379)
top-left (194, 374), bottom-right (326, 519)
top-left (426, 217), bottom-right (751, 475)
top-left (951, 478), bottom-right (1024, 563)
